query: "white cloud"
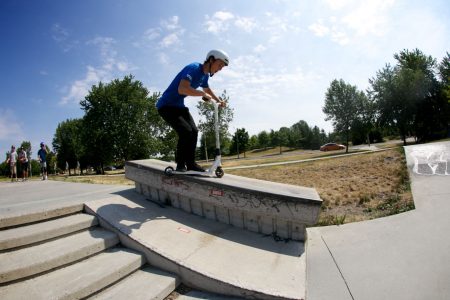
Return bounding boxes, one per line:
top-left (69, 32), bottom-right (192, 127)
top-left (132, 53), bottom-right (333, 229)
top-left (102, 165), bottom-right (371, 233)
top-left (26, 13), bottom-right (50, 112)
top-left (161, 16), bottom-right (180, 31)
top-left (51, 23), bottom-right (78, 52)
top-left (159, 32), bottom-right (181, 48)
top-left (87, 37), bottom-right (117, 61)
top-left (60, 66), bottom-right (105, 105)
top-left (205, 11), bottom-right (235, 34)
top-left (144, 28), bottom-right (161, 41)
top-left (234, 17), bottom-right (257, 33)
top-left (0, 109), bottom-right (24, 141)
top-left (254, 44), bottom-right (267, 53)
top-left (309, 0), bottom-right (395, 46)
top-left (214, 11), bottom-right (235, 22)
top-left (342, 0), bottom-right (394, 37)
top-left (308, 19), bottom-right (330, 37)
top-left (60, 37), bottom-right (134, 105)
top-left (51, 23), bottom-right (69, 42)
top-left (141, 16), bottom-right (185, 52)
top-left (205, 55), bottom-right (324, 134)
top-left (325, 0), bottom-right (353, 10)
top-left (331, 27), bottom-right (350, 45)
top-left (158, 52), bottom-right (170, 65)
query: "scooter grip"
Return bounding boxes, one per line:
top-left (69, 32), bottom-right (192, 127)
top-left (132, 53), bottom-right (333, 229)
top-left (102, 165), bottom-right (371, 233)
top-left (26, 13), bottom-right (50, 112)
top-left (202, 96), bottom-right (209, 101)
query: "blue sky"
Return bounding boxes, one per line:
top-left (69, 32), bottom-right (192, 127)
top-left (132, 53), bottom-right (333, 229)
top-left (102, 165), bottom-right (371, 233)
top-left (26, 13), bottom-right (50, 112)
top-left (1, 0), bottom-right (449, 158)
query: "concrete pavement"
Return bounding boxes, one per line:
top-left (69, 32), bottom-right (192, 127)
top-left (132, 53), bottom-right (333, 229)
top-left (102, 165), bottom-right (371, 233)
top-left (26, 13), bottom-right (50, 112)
top-left (306, 141), bottom-right (450, 300)
top-left (1, 141), bottom-right (448, 299)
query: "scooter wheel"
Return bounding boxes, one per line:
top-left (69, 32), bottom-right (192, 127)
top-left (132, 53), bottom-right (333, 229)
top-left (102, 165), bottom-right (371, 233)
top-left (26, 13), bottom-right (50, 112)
top-left (164, 166), bottom-right (174, 176)
top-left (215, 167), bottom-right (224, 178)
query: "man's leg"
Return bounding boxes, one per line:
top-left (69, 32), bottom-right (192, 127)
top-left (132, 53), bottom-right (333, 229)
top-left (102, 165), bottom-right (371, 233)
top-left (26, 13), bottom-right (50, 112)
top-left (159, 107), bottom-right (197, 171)
top-left (180, 109), bottom-right (204, 171)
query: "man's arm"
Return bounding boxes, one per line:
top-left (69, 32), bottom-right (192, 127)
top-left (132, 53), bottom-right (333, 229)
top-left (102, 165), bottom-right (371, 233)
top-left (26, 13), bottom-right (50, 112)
top-left (178, 79), bottom-right (211, 98)
top-left (203, 87), bottom-right (226, 107)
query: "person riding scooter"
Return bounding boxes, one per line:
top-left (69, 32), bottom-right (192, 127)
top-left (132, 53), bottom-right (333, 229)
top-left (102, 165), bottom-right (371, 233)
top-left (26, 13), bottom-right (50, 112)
top-left (156, 49), bottom-right (229, 172)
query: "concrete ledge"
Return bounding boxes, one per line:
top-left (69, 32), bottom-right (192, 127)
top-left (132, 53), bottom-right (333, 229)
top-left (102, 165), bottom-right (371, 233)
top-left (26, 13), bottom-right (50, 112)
top-left (84, 193), bottom-right (306, 300)
top-left (126, 159), bottom-right (322, 241)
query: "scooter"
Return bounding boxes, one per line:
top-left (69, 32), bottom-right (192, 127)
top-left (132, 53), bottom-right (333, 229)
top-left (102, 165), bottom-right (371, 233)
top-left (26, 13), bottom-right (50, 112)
top-left (164, 99), bottom-right (224, 178)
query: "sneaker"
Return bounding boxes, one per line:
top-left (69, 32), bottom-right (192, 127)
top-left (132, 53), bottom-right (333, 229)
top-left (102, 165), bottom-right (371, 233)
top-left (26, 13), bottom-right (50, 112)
top-left (187, 162), bottom-right (205, 172)
top-left (176, 163), bottom-right (187, 172)
top-left (45, 175), bottom-right (48, 180)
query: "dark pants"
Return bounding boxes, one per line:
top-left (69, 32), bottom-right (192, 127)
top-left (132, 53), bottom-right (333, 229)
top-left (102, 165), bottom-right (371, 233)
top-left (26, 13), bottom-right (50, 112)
top-left (158, 106), bottom-right (198, 167)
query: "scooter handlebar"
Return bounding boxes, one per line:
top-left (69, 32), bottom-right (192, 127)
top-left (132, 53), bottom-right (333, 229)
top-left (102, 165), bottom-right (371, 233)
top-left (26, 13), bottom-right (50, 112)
top-left (202, 97), bottom-right (220, 108)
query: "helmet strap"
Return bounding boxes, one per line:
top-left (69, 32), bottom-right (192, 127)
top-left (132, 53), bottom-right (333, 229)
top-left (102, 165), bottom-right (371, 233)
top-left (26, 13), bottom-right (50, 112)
top-left (208, 57), bottom-right (215, 77)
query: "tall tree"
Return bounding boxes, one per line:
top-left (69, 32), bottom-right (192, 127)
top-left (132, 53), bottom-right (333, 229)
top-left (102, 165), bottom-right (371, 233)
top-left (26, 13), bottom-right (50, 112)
top-left (370, 49), bottom-right (444, 144)
top-left (53, 118), bottom-right (83, 175)
top-left (323, 79), bottom-right (365, 152)
top-left (197, 90), bottom-right (234, 159)
top-left (290, 120), bottom-right (311, 149)
top-left (277, 127), bottom-right (290, 153)
top-left (257, 131), bottom-right (270, 150)
top-left (230, 128), bottom-right (250, 158)
top-left (80, 75), bottom-right (168, 172)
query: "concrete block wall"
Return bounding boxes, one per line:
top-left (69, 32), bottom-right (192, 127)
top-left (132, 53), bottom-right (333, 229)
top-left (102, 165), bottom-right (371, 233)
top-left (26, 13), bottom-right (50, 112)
top-left (126, 159), bottom-right (322, 241)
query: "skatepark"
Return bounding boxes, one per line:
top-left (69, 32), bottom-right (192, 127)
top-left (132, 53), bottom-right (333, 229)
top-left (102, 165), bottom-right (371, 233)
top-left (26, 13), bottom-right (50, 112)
top-left (0, 141), bottom-right (449, 299)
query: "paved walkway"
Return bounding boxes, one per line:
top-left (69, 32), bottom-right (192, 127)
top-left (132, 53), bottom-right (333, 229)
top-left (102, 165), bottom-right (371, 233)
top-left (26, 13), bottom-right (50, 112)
top-left (1, 141), bottom-right (448, 299)
top-left (0, 180), bottom-right (127, 228)
top-left (306, 141), bottom-right (450, 300)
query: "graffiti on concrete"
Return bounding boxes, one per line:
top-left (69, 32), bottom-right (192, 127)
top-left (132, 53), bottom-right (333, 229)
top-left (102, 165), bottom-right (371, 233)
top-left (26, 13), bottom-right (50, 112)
top-left (209, 188), bottom-right (224, 197)
top-left (161, 177), bottom-right (190, 190)
top-left (411, 149), bottom-right (450, 175)
top-left (213, 191), bottom-right (303, 218)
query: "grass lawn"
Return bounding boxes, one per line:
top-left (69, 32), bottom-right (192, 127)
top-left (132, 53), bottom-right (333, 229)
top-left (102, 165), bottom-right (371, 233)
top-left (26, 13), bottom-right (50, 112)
top-left (227, 147), bottom-right (414, 225)
top-left (50, 173), bottom-right (133, 186)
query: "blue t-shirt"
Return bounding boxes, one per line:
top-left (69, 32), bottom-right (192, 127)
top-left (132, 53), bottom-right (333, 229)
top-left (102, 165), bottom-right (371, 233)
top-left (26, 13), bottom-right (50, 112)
top-left (38, 148), bottom-right (47, 161)
top-left (156, 63), bottom-right (209, 109)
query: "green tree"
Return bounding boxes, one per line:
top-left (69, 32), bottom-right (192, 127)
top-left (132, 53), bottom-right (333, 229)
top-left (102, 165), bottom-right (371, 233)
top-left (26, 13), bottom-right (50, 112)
top-left (197, 90), bottom-right (234, 159)
top-left (290, 120), bottom-right (312, 149)
top-left (438, 52), bottom-right (450, 102)
top-left (278, 127), bottom-right (290, 153)
top-left (310, 126), bottom-right (323, 150)
top-left (370, 49), bottom-right (444, 144)
top-left (323, 79), bottom-right (365, 152)
top-left (248, 135), bottom-right (259, 150)
top-left (257, 131), bottom-right (270, 150)
top-left (53, 118), bottom-right (83, 175)
top-left (80, 75), bottom-right (167, 173)
top-left (230, 128), bottom-right (250, 158)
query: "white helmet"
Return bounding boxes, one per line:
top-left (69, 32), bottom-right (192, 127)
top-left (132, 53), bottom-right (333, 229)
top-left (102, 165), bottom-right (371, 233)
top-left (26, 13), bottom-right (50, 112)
top-left (206, 49), bottom-right (229, 66)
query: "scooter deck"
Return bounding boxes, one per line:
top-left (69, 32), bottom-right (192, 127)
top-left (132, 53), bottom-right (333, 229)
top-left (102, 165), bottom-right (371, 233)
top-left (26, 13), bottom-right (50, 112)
top-left (164, 166), bottom-right (224, 178)
top-left (168, 170), bottom-right (215, 177)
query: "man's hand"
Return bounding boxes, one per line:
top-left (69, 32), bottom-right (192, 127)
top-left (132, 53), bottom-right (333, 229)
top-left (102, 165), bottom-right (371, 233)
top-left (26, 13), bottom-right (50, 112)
top-left (218, 100), bottom-right (226, 108)
top-left (202, 92), bottom-right (212, 101)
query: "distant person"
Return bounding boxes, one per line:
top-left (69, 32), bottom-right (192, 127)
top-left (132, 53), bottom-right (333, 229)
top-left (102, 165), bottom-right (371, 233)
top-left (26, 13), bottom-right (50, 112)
top-left (38, 142), bottom-right (48, 180)
top-left (18, 147), bottom-right (29, 181)
top-left (6, 145), bottom-right (18, 182)
top-left (156, 49), bottom-right (228, 172)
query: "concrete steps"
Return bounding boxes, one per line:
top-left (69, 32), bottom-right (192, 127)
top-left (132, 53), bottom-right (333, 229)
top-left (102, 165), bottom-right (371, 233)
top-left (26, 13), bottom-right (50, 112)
top-left (0, 247), bottom-right (145, 299)
top-left (0, 213), bottom-right (98, 250)
top-left (0, 210), bottom-right (179, 300)
top-left (89, 266), bottom-right (178, 300)
top-left (0, 227), bottom-right (119, 283)
top-left (86, 192), bottom-right (307, 300)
